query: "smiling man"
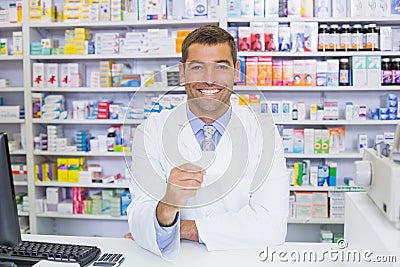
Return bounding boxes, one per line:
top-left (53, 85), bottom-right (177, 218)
top-left (127, 25), bottom-right (289, 260)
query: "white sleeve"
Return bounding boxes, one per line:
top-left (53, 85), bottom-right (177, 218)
top-left (127, 121), bottom-right (180, 260)
top-left (195, 129), bottom-right (289, 251)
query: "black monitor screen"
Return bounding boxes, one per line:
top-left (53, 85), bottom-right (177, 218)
top-left (0, 132), bottom-right (21, 247)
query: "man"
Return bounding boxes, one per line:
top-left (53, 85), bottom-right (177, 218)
top-left (127, 25), bottom-right (289, 260)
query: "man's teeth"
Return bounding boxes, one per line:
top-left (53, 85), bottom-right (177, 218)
top-left (200, 89), bottom-right (221, 95)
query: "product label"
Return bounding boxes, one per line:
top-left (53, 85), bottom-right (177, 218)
top-left (367, 33), bottom-right (379, 49)
top-left (339, 69), bottom-right (350, 84)
top-left (351, 33), bottom-right (363, 50)
top-left (382, 70), bottom-right (393, 84)
top-left (318, 33), bottom-right (329, 50)
top-left (329, 33), bottom-right (340, 50)
top-left (393, 70), bottom-right (400, 84)
top-left (340, 33), bottom-right (351, 50)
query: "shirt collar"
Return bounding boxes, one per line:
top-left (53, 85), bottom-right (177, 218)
top-left (186, 103), bottom-right (232, 136)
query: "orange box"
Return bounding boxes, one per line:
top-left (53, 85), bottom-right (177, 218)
top-left (272, 60), bottom-right (283, 86)
top-left (245, 56), bottom-right (258, 86)
top-left (293, 60), bottom-right (305, 86)
top-left (175, 37), bottom-right (185, 53)
top-left (282, 60), bottom-right (294, 86)
top-left (238, 94), bottom-right (249, 106)
top-left (257, 56), bottom-right (272, 86)
top-left (176, 30), bottom-right (192, 38)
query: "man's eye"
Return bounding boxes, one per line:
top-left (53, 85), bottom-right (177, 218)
top-left (216, 64), bottom-right (229, 70)
top-left (190, 65), bottom-right (203, 70)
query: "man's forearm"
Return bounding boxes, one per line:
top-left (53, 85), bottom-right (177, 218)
top-left (180, 220), bottom-right (199, 241)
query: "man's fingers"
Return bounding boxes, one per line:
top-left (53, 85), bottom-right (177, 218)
top-left (177, 163), bottom-right (206, 174)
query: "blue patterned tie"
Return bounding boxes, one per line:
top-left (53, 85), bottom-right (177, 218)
top-left (203, 125), bottom-right (216, 151)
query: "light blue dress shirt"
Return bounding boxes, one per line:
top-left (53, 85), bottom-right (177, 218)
top-left (153, 104), bottom-right (232, 252)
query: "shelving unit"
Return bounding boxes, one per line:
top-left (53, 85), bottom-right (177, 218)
top-left (1, 1), bottom-right (397, 241)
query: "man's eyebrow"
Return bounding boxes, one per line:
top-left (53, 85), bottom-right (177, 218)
top-left (187, 60), bottom-right (232, 65)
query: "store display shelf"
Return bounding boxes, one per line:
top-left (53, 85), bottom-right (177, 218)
top-left (234, 85), bottom-right (400, 92)
top-left (30, 53), bottom-right (181, 60)
top-left (290, 186), bottom-right (336, 191)
top-left (290, 186), bottom-right (364, 192)
top-left (0, 87), bottom-right (25, 92)
top-left (0, 55), bottom-right (23, 61)
top-left (31, 86), bottom-right (184, 92)
top-left (36, 213), bottom-right (128, 220)
top-left (284, 152), bottom-right (361, 159)
top-left (288, 218), bottom-right (344, 224)
top-left (32, 119), bottom-right (144, 125)
top-left (34, 151), bottom-right (130, 157)
top-left (35, 182), bottom-right (129, 189)
top-left (14, 181), bottom-right (28, 186)
top-left (275, 120), bottom-right (399, 125)
top-left (10, 150), bottom-right (26, 155)
top-left (237, 51), bottom-right (400, 57)
top-left (0, 23), bottom-right (22, 29)
top-left (28, 19), bottom-right (219, 29)
top-left (228, 16), bottom-right (400, 24)
top-left (0, 119), bottom-right (25, 124)
top-left (18, 211), bottom-right (29, 217)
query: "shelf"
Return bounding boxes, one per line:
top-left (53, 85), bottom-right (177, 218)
top-left (275, 120), bottom-right (399, 125)
top-left (18, 211), bottom-right (29, 217)
top-left (0, 87), bottom-right (25, 92)
top-left (31, 86), bottom-right (184, 92)
top-left (290, 185), bottom-right (365, 192)
top-left (36, 213), bottom-right (128, 221)
top-left (32, 119), bottom-right (144, 125)
top-left (30, 54), bottom-right (181, 60)
top-left (34, 151), bottom-right (130, 157)
top-left (28, 19), bottom-right (218, 29)
top-left (237, 51), bottom-right (400, 57)
top-left (0, 56), bottom-right (23, 61)
top-left (288, 218), bottom-right (344, 224)
top-left (10, 150), bottom-right (26, 155)
top-left (290, 186), bottom-right (336, 191)
top-left (14, 181), bottom-right (28, 186)
top-left (234, 85), bottom-right (400, 92)
top-left (0, 23), bottom-right (22, 29)
top-left (0, 119), bottom-right (25, 124)
top-left (35, 182), bottom-right (130, 188)
top-left (284, 152), bottom-right (362, 158)
top-left (228, 16), bottom-right (400, 25)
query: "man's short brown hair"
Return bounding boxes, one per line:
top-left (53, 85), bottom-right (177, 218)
top-left (181, 25), bottom-right (237, 65)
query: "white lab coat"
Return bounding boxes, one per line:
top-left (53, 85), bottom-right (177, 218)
top-left (127, 103), bottom-right (289, 260)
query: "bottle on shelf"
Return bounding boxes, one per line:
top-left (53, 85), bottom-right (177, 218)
top-left (392, 58), bottom-right (400, 85)
top-left (318, 24), bottom-right (330, 52)
top-left (339, 24), bottom-right (351, 51)
top-left (292, 105), bottom-right (298, 120)
top-left (329, 24), bottom-right (340, 51)
top-left (366, 23), bottom-right (379, 51)
top-left (351, 24), bottom-right (363, 51)
top-left (381, 58), bottom-right (393, 85)
top-left (106, 128), bottom-right (116, 152)
top-left (339, 58), bottom-right (351, 86)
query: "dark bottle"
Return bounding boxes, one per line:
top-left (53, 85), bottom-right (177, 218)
top-left (106, 128), bottom-right (116, 152)
top-left (392, 58), bottom-right (400, 85)
top-left (292, 104), bottom-right (298, 120)
top-left (381, 58), bottom-right (393, 85)
top-left (318, 24), bottom-right (329, 51)
top-left (339, 58), bottom-right (351, 86)
top-left (329, 24), bottom-right (340, 51)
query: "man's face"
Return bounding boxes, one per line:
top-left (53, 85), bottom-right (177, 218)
top-left (180, 43), bottom-right (239, 119)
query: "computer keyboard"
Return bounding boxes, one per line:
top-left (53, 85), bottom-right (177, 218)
top-left (0, 241), bottom-right (101, 266)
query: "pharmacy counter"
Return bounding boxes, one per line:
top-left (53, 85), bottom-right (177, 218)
top-left (344, 192), bottom-right (400, 266)
top-left (23, 234), bottom-right (342, 267)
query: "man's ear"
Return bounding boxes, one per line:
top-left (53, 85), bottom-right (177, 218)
top-left (178, 62), bottom-right (185, 86)
top-left (234, 60), bottom-right (240, 83)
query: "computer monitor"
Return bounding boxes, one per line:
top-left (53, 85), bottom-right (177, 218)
top-left (0, 132), bottom-right (22, 247)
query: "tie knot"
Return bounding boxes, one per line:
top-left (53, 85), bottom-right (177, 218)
top-left (203, 125), bottom-right (216, 138)
top-left (202, 125), bottom-right (216, 151)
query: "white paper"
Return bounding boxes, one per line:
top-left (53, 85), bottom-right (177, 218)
top-left (33, 260), bottom-right (80, 267)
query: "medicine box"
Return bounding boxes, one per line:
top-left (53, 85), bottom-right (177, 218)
top-left (352, 56), bottom-right (367, 87)
top-left (367, 56), bottom-right (381, 87)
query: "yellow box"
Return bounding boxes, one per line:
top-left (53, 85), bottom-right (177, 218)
top-left (57, 158), bottom-right (68, 167)
top-left (238, 94), bottom-right (249, 106)
top-left (65, 44), bottom-right (76, 54)
top-left (58, 169), bottom-right (69, 182)
top-left (34, 164), bottom-right (40, 182)
top-left (29, 0), bottom-right (41, 7)
top-left (68, 170), bottom-right (79, 183)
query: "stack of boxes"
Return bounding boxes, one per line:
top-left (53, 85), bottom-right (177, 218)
top-left (45, 187), bottom-right (66, 212)
top-left (99, 61), bottom-right (114, 87)
top-left (95, 33), bottom-right (120, 55)
top-left (352, 56), bottom-right (381, 87)
top-left (47, 125), bottom-right (64, 152)
top-left (0, 2), bottom-right (22, 23)
top-left (72, 187), bottom-right (88, 214)
top-left (294, 191), bottom-right (328, 220)
top-left (175, 30), bottom-right (192, 53)
top-left (289, 162), bottom-right (338, 187)
top-left (32, 63), bottom-right (85, 88)
top-left (379, 93), bottom-right (398, 121)
top-left (35, 162), bottom-right (57, 181)
top-left (57, 157), bottom-right (85, 183)
top-left (329, 192), bottom-right (345, 220)
top-left (75, 130), bottom-right (91, 152)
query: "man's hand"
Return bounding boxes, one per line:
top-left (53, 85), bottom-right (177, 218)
top-left (156, 163), bottom-right (205, 227)
top-left (180, 220), bottom-right (199, 242)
